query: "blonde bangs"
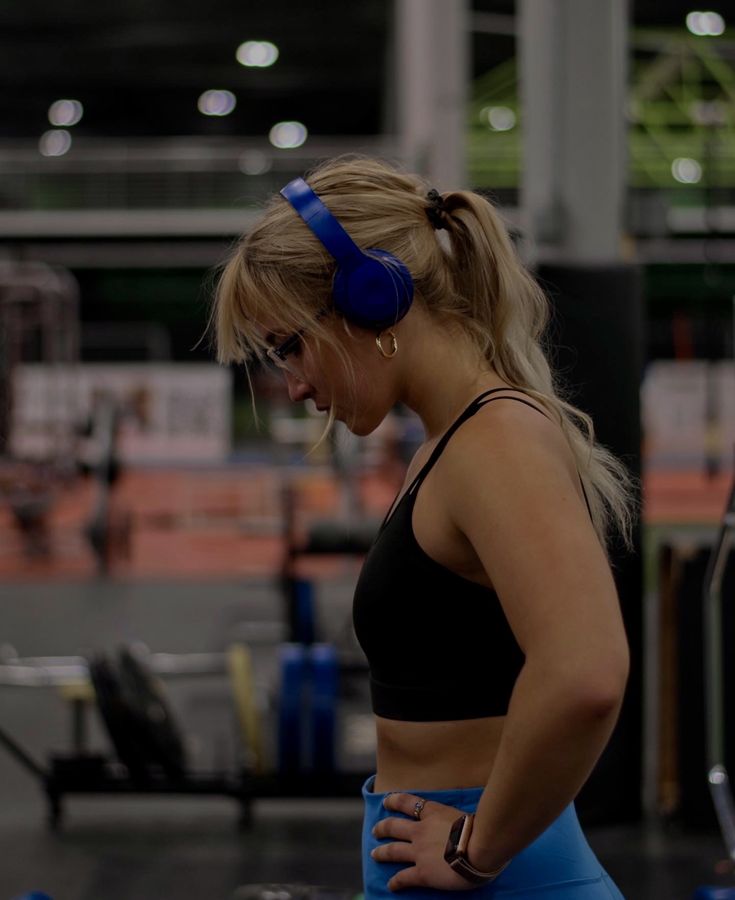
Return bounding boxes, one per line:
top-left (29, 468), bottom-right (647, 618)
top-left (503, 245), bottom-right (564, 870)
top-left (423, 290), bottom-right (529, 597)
top-left (212, 239), bottom-right (332, 367)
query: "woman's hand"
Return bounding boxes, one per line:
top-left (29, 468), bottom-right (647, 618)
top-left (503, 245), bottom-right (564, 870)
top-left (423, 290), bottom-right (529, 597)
top-left (370, 792), bottom-right (478, 892)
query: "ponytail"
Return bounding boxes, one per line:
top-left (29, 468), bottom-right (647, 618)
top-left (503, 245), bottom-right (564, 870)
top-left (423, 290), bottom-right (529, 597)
top-left (426, 189), bottom-right (636, 554)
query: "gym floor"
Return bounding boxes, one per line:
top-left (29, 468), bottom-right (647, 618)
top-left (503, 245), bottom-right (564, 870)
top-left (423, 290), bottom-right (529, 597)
top-left (0, 796), bottom-right (731, 900)
top-left (1, 581), bottom-right (734, 900)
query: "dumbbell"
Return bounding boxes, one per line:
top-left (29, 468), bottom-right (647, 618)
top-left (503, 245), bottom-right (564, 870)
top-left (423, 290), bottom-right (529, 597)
top-left (277, 643), bottom-right (338, 776)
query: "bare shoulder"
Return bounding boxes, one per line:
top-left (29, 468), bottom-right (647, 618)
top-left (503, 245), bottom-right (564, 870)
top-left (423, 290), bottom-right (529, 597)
top-left (442, 391), bottom-right (577, 488)
top-left (436, 390), bottom-right (593, 571)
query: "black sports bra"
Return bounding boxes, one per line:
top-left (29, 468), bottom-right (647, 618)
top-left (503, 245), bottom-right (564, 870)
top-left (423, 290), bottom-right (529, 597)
top-left (352, 388), bottom-right (588, 722)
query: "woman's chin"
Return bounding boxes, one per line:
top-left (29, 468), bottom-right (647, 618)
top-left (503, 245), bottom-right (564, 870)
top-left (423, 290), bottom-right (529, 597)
top-left (344, 415), bottom-right (382, 437)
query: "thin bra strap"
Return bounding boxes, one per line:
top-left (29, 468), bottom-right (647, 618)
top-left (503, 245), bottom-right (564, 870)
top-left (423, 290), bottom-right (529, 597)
top-left (476, 395), bottom-right (552, 421)
top-left (379, 388), bottom-right (593, 532)
top-left (476, 394), bottom-right (594, 524)
top-left (476, 395), bottom-right (594, 525)
top-left (408, 388), bottom-right (547, 496)
top-left (579, 478), bottom-right (594, 523)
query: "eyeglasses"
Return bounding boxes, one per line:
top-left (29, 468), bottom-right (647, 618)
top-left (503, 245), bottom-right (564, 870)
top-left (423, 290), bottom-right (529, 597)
top-left (264, 308), bottom-right (329, 379)
top-left (265, 329), bottom-right (306, 378)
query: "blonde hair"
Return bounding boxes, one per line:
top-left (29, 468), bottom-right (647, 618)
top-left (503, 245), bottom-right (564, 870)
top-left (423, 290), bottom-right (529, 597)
top-left (212, 155), bottom-right (636, 552)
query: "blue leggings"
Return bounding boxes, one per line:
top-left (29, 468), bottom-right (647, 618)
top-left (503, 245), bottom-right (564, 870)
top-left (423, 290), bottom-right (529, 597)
top-left (362, 776), bottom-right (625, 898)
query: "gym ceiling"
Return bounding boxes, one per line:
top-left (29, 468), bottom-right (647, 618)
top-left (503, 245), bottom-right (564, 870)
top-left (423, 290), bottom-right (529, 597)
top-left (1, 0), bottom-right (725, 141)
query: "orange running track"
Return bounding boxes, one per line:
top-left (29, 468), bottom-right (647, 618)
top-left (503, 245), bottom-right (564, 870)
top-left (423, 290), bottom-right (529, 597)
top-left (0, 464), bottom-right (731, 582)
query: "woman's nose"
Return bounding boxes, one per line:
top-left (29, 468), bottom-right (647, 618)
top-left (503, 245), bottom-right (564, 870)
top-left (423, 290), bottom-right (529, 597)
top-left (284, 370), bottom-right (313, 403)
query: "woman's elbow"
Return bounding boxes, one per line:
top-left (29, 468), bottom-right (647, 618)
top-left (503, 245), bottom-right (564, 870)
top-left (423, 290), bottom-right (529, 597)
top-left (576, 651), bottom-right (630, 719)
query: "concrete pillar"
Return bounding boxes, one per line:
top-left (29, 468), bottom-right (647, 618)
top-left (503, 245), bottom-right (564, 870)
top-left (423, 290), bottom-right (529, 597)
top-left (394, 0), bottom-right (469, 188)
top-left (518, 0), bottom-right (628, 263)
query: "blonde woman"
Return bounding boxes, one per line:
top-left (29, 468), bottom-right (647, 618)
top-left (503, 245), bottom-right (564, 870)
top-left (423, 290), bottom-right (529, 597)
top-left (213, 157), bottom-right (632, 898)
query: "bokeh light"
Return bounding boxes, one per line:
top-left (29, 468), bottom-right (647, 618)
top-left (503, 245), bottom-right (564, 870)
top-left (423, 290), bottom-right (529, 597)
top-left (238, 150), bottom-right (273, 175)
top-left (485, 106), bottom-right (516, 132)
top-left (39, 130), bottom-right (72, 157)
top-left (671, 157), bottom-right (703, 184)
top-left (236, 41), bottom-right (279, 68)
top-left (197, 90), bottom-right (237, 117)
top-left (686, 11), bottom-right (726, 36)
top-left (269, 121), bottom-right (308, 149)
top-left (48, 99), bottom-right (83, 127)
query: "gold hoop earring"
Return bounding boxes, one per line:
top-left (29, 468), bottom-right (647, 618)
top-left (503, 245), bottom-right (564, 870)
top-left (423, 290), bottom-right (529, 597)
top-left (375, 330), bottom-right (398, 359)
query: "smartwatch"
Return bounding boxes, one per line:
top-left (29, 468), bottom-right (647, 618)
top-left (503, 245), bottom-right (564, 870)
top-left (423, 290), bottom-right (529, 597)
top-left (443, 814), bottom-right (510, 885)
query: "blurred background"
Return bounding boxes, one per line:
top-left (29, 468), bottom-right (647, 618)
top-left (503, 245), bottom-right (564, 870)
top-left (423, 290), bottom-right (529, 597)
top-left (1, 1), bottom-right (734, 899)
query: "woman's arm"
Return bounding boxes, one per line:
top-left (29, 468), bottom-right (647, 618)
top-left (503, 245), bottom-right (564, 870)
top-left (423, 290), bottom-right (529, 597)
top-left (441, 401), bottom-right (630, 874)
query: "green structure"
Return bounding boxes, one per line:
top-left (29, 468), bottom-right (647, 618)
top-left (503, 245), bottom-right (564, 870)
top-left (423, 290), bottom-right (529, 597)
top-left (469, 31), bottom-right (735, 194)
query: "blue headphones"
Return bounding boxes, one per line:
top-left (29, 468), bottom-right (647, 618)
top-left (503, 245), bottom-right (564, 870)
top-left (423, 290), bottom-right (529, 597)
top-left (279, 177), bottom-right (414, 331)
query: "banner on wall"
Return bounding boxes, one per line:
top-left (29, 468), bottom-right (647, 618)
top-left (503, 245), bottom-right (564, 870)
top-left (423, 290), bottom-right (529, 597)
top-left (11, 364), bottom-right (232, 463)
top-left (642, 360), bottom-right (735, 470)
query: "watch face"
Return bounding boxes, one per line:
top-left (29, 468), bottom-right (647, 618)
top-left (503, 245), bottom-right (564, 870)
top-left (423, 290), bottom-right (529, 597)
top-left (444, 816), bottom-right (466, 861)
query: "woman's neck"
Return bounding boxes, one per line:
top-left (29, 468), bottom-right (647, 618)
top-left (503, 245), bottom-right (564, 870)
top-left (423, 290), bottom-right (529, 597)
top-left (397, 314), bottom-right (510, 439)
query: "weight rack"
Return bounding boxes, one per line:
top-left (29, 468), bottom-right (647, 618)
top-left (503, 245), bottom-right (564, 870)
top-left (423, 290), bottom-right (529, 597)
top-left (0, 650), bottom-right (372, 830)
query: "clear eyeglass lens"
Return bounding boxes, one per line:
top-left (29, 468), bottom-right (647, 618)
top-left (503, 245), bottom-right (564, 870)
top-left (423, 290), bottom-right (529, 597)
top-left (267, 328), bottom-right (307, 374)
top-left (266, 348), bottom-right (301, 379)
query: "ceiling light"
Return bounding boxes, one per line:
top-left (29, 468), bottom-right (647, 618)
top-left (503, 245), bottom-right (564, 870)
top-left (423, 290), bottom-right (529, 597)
top-left (269, 121), bottom-right (308, 149)
top-left (671, 157), bottom-right (702, 184)
top-left (39, 130), bottom-right (72, 157)
top-left (197, 90), bottom-right (237, 117)
top-left (236, 41), bottom-right (279, 68)
top-left (686, 11), bottom-right (726, 35)
top-left (48, 99), bottom-right (83, 127)
top-left (238, 150), bottom-right (272, 175)
top-left (486, 106), bottom-right (516, 131)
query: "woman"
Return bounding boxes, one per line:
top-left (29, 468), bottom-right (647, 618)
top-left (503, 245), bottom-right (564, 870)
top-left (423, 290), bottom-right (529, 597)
top-left (213, 157), bottom-right (634, 897)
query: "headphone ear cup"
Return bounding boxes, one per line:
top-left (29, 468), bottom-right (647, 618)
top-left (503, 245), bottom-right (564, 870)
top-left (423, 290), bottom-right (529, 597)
top-left (332, 250), bottom-right (414, 331)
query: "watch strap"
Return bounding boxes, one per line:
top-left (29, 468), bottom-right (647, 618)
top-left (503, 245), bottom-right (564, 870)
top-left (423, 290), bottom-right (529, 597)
top-left (448, 855), bottom-right (510, 885)
top-left (445, 814), bottom-right (510, 885)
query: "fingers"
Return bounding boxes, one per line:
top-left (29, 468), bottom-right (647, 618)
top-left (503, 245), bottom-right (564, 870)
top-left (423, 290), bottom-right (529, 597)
top-left (371, 809), bottom-right (419, 886)
top-left (372, 815), bottom-right (415, 842)
top-left (373, 794), bottom-right (459, 892)
top-left (371, 840), bottom-right (415, 865)
top-left (383, 791), bottom-right (437, 820)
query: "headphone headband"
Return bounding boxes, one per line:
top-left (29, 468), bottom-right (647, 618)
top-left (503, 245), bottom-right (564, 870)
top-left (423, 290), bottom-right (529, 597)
top-left (278, 176), bottom-right (414, 331)
top-left (280, 178), bottom-right (364, 268)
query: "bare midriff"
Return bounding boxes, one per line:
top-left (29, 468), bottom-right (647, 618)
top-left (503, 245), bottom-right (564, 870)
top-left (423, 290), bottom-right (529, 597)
top-left (373, 714), bottom-right (506, 793)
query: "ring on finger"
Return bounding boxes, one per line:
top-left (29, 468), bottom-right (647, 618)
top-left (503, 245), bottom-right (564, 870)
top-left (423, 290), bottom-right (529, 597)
top-left (413, 798), bottom-right (426, 820)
